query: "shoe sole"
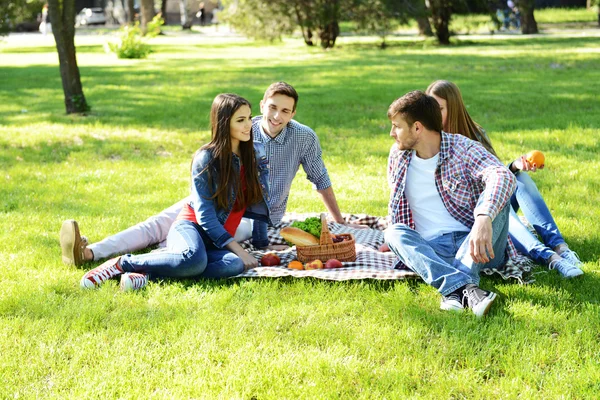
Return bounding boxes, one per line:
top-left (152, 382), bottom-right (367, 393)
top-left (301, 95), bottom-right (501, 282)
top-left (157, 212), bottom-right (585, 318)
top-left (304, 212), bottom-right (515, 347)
top-left (472, 292), bottom-right (497, 318)
top-left (60, 220), bottom-right (83, 267)
top-left (564, 269), bottom-right (584, 278)
top-left (440, 300), bottom-right (464, 312)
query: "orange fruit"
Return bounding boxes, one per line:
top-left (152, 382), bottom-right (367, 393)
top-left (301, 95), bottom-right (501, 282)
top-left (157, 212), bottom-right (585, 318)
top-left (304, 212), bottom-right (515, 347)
top-left (525, 150), bottom-right (545, 168)
top-left (288, 260), bottom-right (304, 270)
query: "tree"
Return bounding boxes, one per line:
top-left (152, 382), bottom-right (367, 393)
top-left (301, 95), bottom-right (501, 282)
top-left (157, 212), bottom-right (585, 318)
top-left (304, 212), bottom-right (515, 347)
top-left (47, 0), bottom-right (89, 114)
top-left (519, 0), bottom-right (538, 34)
top-left (140, 0), bottom-right (155, 33)
top-left (179, 0), bottom-right (191, 29)
top-left (126, 0), bottom-right (135, 22)
top-left (429, 0), bottom-right (452, 44)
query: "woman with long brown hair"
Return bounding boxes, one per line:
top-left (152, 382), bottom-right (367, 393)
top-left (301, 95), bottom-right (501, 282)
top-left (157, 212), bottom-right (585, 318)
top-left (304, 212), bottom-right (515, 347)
top-left (425, 80), bottom-right (583, 278)
top-left (79, 93), bottom-right (272, 290)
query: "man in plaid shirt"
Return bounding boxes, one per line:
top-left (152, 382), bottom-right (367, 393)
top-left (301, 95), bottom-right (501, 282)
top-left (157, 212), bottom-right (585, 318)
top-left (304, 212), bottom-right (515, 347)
top-left (384, 91), bottom-right (516, 317)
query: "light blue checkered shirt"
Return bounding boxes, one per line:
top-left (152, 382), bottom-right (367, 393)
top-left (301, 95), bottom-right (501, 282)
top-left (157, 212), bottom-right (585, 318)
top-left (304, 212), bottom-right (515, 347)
top-left (252, 116), bottom-right (332, 224)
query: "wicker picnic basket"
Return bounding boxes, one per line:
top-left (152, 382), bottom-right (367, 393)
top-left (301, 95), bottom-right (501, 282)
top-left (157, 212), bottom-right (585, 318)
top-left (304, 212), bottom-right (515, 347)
top-left (296, 214), bottom-right (356, 262)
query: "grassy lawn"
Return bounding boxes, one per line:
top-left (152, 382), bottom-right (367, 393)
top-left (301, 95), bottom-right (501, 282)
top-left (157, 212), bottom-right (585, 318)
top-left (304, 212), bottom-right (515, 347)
top-left (1, 29), bottom-right (600, 398)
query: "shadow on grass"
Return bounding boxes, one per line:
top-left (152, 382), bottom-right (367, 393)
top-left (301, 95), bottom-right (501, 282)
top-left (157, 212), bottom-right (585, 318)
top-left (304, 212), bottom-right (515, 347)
top-left (1, 44), bottom-right (599, 134)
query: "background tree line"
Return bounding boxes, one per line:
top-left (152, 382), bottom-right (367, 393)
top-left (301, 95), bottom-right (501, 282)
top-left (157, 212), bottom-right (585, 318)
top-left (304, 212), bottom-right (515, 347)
top-left (220, 0), bottom-right (546, 47)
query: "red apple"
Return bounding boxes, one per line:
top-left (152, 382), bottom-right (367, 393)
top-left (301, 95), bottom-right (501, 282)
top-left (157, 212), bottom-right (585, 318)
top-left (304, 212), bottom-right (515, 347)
top-left (324, 259), bottom-right (343, 269)
top-left (304, 259), bottom-right (323, 270)
top-left (260, 253), bottom-right (281, 266)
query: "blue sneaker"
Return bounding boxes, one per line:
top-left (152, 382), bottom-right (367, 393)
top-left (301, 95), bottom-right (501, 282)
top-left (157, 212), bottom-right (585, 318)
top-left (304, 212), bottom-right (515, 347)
top-left (559, 249), bottom-right (584, 268)
top-left (549, 258), bottom-right (583, 278)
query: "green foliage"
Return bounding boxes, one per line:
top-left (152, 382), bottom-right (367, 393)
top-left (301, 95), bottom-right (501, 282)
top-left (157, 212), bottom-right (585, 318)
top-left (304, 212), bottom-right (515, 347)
top-left (221, 0), bottom-right (295, 42)
top-left (106, 15), bottom-right (164, 59)
top-left (291, 217), bottom-right (322, 238)
top-left (222, 0), bottom-right (421, 48)
top-left (0, 0), bottom-right (45, 35)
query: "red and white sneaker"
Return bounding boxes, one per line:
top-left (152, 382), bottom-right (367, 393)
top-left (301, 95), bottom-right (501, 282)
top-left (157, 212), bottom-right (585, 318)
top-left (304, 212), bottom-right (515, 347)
top-left (120, 272), bottom-right (149, 291)
top-left (80, 257), bottom-right (123, 289)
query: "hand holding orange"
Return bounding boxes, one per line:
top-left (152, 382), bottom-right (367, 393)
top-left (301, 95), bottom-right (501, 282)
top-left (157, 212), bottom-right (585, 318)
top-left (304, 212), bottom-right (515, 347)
top-left (525, 150), bottom-right (545, 169)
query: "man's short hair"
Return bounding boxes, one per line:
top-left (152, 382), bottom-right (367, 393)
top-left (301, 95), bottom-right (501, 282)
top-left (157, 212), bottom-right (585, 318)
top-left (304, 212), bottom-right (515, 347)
top-left (387, 91), bottom-right (443, 132)
top-left (263, 82), bottom-right (299, 111)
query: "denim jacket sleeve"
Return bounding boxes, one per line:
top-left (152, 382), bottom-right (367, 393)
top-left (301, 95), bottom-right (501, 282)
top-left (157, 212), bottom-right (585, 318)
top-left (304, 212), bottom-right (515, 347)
top-left (190, 150), bottom-right (234, 249)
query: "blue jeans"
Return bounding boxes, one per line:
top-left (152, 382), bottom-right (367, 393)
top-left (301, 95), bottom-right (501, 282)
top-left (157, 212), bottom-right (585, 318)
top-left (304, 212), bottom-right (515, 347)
top-left (385, 205), bottom-right (510, 296)
top-left (119, 220), bottom-right (244, 279)
top-left (508, 172), bottom-right (565, 264)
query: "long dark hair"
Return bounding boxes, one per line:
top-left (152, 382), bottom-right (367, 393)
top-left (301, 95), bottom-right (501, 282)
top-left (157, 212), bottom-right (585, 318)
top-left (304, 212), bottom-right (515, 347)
top-left (426, 80), bottom-right (497, 157)
top-left (197, 93), bottom-right (263, 211)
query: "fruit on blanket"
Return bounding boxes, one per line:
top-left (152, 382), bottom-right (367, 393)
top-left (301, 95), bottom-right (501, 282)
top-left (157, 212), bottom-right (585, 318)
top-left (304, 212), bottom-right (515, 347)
top-left (280, 227), bottom-right (319, 246)
top-left (324, 259), bottom-right (343, 269)
top-left (304, 259), bottom-right (323, 270)
top-left (260, 253), bottom-right (281, 266)
top-left (525, 150), bottom-right (545, 168)
top-left (288, 260), bottom-right (304, 270)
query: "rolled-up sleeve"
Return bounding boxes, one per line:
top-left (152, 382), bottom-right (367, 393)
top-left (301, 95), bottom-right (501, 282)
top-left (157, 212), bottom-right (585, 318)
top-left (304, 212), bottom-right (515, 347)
top-left (190, 151), bottom-right (234, 248)
top-left (468, 143), bottom-right (517, 221)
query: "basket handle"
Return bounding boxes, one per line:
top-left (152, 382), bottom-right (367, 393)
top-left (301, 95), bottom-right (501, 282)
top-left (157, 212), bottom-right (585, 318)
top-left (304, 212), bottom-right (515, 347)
top-left (319, 213), bottom-right (333, 245)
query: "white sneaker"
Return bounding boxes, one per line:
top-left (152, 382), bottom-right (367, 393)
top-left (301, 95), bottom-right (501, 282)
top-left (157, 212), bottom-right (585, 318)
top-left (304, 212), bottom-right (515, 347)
top-left (462, 284), bottom-right (497, 318)
top-left (440, 291), bottom-right (464, 312)
top-left (120, 273), bottom-right (149, 291)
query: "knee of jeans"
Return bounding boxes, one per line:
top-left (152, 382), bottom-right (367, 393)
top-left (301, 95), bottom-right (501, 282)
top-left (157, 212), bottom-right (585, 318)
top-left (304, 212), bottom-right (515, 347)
top-left (228, 257), bottom-right (245, 276)
top-left (180, 247), bottom-right (207, 276)
top-left (385, 223), bottom-right (412, 242)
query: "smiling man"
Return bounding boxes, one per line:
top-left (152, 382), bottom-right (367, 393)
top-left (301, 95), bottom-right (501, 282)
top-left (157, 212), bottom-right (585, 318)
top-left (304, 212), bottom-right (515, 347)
top-left (60, 82), bottom-right (348, 266)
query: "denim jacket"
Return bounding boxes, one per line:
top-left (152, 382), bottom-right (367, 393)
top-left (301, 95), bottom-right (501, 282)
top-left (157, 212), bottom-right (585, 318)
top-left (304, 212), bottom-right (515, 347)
top-left (190, 142), bottom-right (272, 249)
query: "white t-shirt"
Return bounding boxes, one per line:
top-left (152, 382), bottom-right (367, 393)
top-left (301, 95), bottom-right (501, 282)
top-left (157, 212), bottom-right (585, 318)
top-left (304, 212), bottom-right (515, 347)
top-left (405, 151), bottom-right (470, 241)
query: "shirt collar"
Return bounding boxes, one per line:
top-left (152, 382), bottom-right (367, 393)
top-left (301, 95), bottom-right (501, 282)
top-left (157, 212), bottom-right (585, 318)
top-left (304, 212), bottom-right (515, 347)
top-left (438, 131), bottom-right (451, 162)
top-left (256, 117), bottom-right (288, 145)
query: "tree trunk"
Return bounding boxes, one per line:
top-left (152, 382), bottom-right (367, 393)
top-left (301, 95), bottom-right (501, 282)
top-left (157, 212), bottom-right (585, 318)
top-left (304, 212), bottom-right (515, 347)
top-left (519, 0), bottom-right (538, 34)
top-left (140, 0), bottom-right (155, 33)
top-left (416, 16), bottom-right (433, 36)
top-left (47, 0), bottom-right (89, 114)
top-left (319, 21), bottom-right (339, 49)
top-left (294, 5), bottom-right (313, 46)
top-left (179, 0), bottom-right (191, 29)
top-left (127, 0), bottom-right (135, 22)
top-left (161, 0), bottom-right (168, 22)
top-left (318, 0), bottom-right (340, 49)
top-left (429, 0), bottom-right (452, 45)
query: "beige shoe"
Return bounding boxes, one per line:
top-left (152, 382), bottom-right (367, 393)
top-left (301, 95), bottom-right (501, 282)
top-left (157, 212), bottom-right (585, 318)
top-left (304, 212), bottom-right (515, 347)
top-left (60, 220), bottom-right (86, 266)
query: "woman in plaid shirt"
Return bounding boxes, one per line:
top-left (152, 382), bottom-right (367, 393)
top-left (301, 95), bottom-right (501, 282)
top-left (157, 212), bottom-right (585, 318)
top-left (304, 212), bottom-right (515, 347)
top-left (426, 80), bottom-right (583, 279)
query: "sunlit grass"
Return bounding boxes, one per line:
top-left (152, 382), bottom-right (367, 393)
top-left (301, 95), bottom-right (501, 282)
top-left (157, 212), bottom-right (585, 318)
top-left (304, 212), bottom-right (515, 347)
top-left (1, 30), bottom-right (600, 398)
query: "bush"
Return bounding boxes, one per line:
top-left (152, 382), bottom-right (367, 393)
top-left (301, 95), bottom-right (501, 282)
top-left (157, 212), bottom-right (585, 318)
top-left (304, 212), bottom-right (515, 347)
top-left (106, 15), bottom-right (164, 59)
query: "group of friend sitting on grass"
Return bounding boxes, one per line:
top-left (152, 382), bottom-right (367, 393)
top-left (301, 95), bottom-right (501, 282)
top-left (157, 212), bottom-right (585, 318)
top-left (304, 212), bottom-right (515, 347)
top-left (60, 81), bottom-right (584, 317)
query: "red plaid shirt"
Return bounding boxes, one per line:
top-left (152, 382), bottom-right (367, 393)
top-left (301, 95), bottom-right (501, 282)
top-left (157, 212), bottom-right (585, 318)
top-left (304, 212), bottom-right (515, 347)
top-left (387, 131), bottom-right (519, 259)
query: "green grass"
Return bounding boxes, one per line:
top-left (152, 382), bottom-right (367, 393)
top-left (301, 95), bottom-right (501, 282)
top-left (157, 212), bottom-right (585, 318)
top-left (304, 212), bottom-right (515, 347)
top-left (1, 30), bottom-right (600, 398)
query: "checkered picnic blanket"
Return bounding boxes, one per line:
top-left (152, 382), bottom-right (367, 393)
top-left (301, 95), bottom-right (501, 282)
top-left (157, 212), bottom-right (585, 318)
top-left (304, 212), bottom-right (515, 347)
top-left (235, 213), bottom-right (533, 283)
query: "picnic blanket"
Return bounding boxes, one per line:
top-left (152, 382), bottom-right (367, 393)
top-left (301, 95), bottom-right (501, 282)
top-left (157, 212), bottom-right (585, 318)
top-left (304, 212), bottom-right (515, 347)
top-left (235, 213), bottom-right (533, 283)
